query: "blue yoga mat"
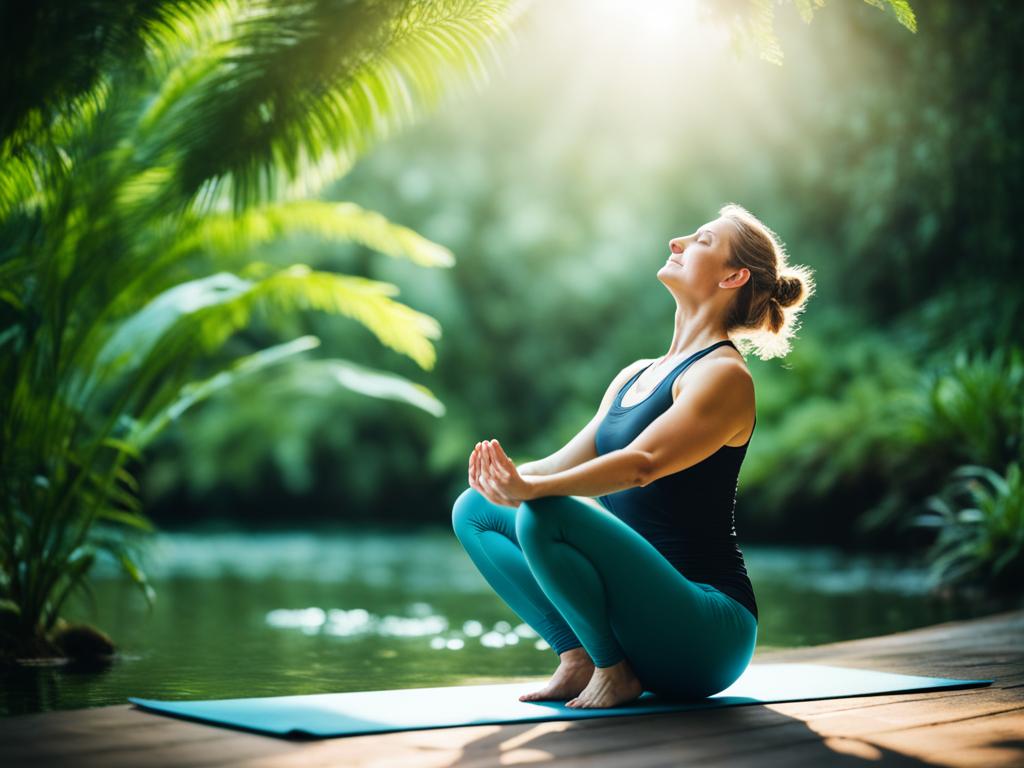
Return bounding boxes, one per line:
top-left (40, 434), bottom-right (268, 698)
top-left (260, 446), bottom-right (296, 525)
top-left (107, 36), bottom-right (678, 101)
top-left (129, 663), bottom-right (993, 739)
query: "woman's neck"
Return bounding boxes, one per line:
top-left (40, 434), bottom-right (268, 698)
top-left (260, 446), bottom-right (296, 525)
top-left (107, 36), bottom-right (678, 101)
top-left (662, 306), bottom-right (730, 360)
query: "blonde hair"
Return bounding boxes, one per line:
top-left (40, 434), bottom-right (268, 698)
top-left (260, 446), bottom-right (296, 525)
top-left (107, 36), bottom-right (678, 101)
top-left (718, 202), bottom-right (815, 360)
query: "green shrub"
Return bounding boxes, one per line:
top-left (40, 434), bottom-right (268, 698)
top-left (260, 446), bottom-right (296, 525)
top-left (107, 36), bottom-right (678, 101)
top-left (909, 463), bottom-right (1024, 593)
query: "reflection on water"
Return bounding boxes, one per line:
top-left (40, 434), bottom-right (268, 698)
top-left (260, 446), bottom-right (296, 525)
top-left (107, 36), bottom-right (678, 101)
top-left (2, 526), bottom-right (1017, 716)
top-left (263, 604), bottom-right (546, 650)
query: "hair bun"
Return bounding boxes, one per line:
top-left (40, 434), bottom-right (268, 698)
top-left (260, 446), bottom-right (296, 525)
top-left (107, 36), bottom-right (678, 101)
top-left (773, 274), bottom-right (804, 307)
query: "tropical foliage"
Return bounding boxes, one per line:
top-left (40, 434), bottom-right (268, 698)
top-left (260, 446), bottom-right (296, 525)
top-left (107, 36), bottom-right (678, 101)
top-left (0, 0), bottom-right (518, 657)
top-left (911, 463), bottom-right (1024, 592)
top-left (709, 0), bottom-right (916, 65)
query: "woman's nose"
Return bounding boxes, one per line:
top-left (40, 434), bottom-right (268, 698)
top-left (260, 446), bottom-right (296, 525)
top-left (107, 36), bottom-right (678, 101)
top-left (669, 239), bottom-right (684, 254)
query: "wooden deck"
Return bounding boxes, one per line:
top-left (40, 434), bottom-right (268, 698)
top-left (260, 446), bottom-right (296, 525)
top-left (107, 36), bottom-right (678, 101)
top-left (2, 608), bottom-right (1022, 767)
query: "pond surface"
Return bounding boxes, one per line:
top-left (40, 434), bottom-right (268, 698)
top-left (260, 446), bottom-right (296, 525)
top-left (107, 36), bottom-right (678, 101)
top-left (3, 527), bottom-right (1017, 716)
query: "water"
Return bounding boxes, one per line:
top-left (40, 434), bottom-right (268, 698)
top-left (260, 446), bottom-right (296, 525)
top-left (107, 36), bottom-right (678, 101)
top-left (2, 527), bottom-right (1016, 716)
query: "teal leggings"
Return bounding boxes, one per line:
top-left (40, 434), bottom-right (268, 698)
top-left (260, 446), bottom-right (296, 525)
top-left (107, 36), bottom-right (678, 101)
top-left (451, 487), bottom-right (758, 699)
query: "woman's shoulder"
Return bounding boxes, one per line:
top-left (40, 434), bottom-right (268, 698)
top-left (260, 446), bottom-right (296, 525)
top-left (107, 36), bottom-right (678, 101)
top-left (669, 351), bottom-right (754, 403)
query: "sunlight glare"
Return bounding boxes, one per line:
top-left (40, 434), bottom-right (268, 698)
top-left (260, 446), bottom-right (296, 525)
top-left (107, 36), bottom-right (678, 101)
top-left (584, 0), bottom-right (732, 68)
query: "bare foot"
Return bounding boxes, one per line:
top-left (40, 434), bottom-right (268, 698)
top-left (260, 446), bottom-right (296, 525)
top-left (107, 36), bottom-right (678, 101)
top-left (519, 648), bottom-right (595, 702)
top-left (566, 657), bottom-right (644, 709)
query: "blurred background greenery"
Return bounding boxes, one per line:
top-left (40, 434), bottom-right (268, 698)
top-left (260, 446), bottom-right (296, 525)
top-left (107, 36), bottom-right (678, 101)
top-left (2, 0), bottom-right (1022, 713)
top-left (143, 0), bottom-right (1022, 561)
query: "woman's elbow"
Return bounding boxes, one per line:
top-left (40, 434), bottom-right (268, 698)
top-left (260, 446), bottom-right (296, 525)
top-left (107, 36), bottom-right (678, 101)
top-left (632, 451), bottom-right (658, 487)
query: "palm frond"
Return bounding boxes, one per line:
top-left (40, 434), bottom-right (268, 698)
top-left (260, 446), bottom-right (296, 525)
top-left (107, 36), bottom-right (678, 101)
top-left (708, 0), bottom-right (916, 67)
top-left (169, 200), bottom-right (455, 267)
top-left (862, 0), bottom-right (918, 33)
top-left (89, 266), bottom-right (440, 409)
top-left (173, 0), bottom-right (516, 211)
top-left (241, 265), bottom-right (443, 369)
top-left (0, 0), bottom-right (220, 142)
top-left (288, 357), bottom-right (446, 416)
top-left (127, 334), bottom-right (321, 449)
top-left (94, 272), bottom-right (253, 378)
top-left (131, 350), bottom-right (445, 451)
top-left (792, 0), bottom-right (827, 24)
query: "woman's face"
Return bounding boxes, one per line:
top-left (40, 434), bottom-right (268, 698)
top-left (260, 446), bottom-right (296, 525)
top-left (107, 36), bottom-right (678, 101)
top-left (658, 217), bottom-right (741, 299)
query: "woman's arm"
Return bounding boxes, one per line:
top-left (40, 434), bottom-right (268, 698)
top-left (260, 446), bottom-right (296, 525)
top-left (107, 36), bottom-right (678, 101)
top-left (473, 439), bottom-right (648, 506)
top-left (526, 357), bottom-right (753, 497)
top-left (524, 448), bottom-right (651, 498)
top-left (474, 357), bottom-right (753, 504)
top-left (514, 359), bottom-right (653, 477)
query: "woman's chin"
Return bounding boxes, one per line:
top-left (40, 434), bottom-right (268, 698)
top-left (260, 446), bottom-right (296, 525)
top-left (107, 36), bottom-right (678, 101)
top-left (656, 274), bottom-right (688, 296)
top-left (656, 267), bottom-right (678, 284)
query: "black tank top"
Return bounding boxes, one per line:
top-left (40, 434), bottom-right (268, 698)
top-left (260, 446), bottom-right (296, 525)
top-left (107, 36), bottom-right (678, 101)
top-left (594, 339), bottom-right (759, 621)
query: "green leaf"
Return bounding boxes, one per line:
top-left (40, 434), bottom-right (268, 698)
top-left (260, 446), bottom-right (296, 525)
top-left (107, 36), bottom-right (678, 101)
top-left (173, 200), bottom-right (455, 268)
top-left (119, 554), bottom-right (156, 606)
top-left (956, 508), bottom-right (985, 524)
top-left (96, 509), bottom-right (155, 532)
top-left (129, 335), bottom-right (321, 449)
top-left (293, 358), bottom-right (446, 417)
top-left (94, 272), bottom-right (253, 377)
top-left (44, 550), bottom-right (97, 629)
top-left (100, 438), bottom-right (143, 461)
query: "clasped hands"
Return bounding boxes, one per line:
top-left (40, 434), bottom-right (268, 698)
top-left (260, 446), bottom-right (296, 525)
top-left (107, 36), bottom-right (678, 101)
top-left (468, 439), bottom-right (538, 508)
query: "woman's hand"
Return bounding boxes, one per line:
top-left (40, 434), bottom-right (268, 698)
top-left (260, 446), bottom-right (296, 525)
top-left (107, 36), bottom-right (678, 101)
top-left (468, 439), bottom-right (537, 508)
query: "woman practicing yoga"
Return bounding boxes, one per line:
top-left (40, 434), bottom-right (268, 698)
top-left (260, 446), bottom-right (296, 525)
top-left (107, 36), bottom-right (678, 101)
top-left (451, 202), bottom-right (814, 708)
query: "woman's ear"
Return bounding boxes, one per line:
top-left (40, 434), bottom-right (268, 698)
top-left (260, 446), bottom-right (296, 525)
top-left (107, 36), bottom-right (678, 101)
top-left (720, 266), bottom-right (750, 289)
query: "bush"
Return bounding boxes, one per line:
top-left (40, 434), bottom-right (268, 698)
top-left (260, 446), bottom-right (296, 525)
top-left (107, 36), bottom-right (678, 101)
top-left (909, 463), bottom-right (1024, 594)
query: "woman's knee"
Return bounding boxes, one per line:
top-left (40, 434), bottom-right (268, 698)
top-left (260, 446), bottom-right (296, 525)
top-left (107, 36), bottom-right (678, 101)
top-left (452, 486), bottom-right (518, 534)
top-left (451, 486), bottom-right (485, 533)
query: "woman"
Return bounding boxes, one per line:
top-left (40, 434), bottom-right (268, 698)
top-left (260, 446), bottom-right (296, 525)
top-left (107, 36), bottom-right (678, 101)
top-left (451, 203), bottom-right (814, 708)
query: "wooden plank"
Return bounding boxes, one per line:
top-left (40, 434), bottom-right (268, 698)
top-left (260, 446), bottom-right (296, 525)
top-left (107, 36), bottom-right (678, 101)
top-left (0, 608), bottom-right (1020, 768)
top-left (23, 685), bottom-right (1002, 768)
top-left (867, 708), bottom-right (1024, 768)
top-left (226, 691), bottom-right (1023, 768)
top-left (0, 689), bottom-right (1015, 767)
